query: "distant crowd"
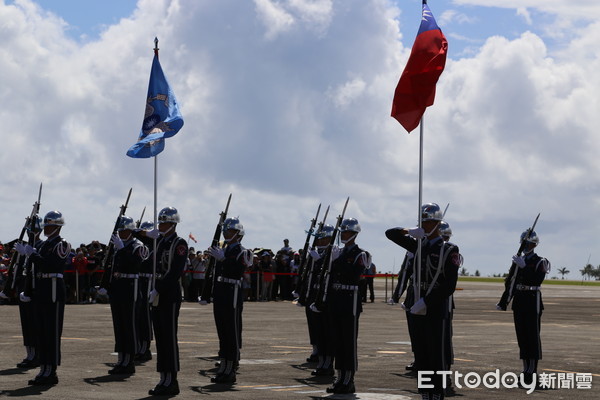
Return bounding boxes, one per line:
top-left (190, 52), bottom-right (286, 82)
top-left (0, 238), bottom-right (377, 305)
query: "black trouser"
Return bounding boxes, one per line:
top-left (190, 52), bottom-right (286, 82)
top-left (19, 297), bottom-right (36, 348)
top-left (187, 278), bottom-right (204, 302)
top-left (327, 291), bottom-right (360, 372)
top-left (213, 284), bottom-right (242, 361)
top-left (514, 309), bottom-right (542, 360)
top-left (412, 313), bottom-right (447, 396)
top-left (213, 283), bottom-right (242, 362)
top-left (34, 300), bottom-right (65, 366)
top-left (152, 299), bottom-right (181, 373)
top-left (110, 298), bottom-right (137, 355)
top-left (136, 278), bottom-right (153, 348)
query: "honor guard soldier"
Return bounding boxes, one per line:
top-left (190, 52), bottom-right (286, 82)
top-left (203, 217), bottom-right (253, 384)
top-left (147, 207), bottom-right (188, 396)
top-left (101, 216), bottom-right (149, 375)
top-left (439, 221), bottom-right (456, 395)
top-left (0, 215), bottom-right (43, 369)
top-left (325, 218), bottom-right (370, 394)
top-left (17, 211), bottom-right (71, 386)
top-left (497, 229), bottom-right (550, 386)
top-left (304, 224), bottom-right (336, 376)
top-left (390, 250), bottom-right (418, 374)
top-left (134, 221), bottom-right (155, 362)
top-left (386, 203), bottom-right (462, 400)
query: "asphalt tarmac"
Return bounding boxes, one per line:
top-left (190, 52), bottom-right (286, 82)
top-left (1, 280), bottom-right (598, 399)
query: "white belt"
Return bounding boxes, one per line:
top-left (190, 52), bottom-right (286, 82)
top-left (516, 284), bottom-right (541, 291)
top-left (217, 276), bottom-right (241, 285)
top-left (332, 283), bottom-right (358, 291)
top-left (37, 273), bottom-right (63, 279)
top-left (139, 273), bottom-right (153, 278)
top-left (113, 273), bottom-right (139, 279)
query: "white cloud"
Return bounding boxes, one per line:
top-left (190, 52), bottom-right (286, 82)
top-left (516, 7), bottom-right (532, 25)
top-left (0, 0), bottom-right (599, 277)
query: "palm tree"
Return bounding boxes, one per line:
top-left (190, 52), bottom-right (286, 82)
top-left (557, 267), bottom-right (569, 280)
top-left (580, 264), bottom-right (594, 281)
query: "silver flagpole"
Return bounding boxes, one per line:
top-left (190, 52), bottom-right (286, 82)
top-left (152, 154), bottom-right (158, 294)
top-left (415, 115), bottom-right (424, 304)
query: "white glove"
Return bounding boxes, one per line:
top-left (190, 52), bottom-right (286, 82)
top-left (149, 289), bottom-right (159, 305)
top-left (198, 296), bottom-right (208, 305)
top-left (208, 246), bottom-right (225, 261)
top-left (19, 292), bottom-right (32, 303)
top-left (111, 234), bottom-right (124, 250)
top-left (146, 228), bottom-right (161, 240)
top-left (407, 227), bottom-right (425, 239)
top-left (331, 246), bottom-right (341, 261)
top-left (512, 255), bottom-right (526, 268)
top-left (309, 303), bottom-right (321, 313)
top-left (0, 291), bottom-right (9, 300)
top-left (308, 248), bottom-right (321, 261)
top-left (410, 298), bottom-right (427, 315)
top-left (97, 288), bottom-right (108, 297)
top-left (15, 243), bottom-right (35, 256)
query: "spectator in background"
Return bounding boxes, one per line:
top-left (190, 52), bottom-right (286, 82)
top-left (71, 248), bottom-right (89, 304)
top-left (188, 251), bottom-right (206, 302)
top-left (259, 250), bottom-right (274, 301)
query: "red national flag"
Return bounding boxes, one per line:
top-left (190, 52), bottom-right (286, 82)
top-left (391, 1), bottom-right (448, 133)
top-left (188, 232), bottom-right (197, 243)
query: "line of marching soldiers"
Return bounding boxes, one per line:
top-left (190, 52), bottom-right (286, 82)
top-left (1, 201), bottom-right (549, 399)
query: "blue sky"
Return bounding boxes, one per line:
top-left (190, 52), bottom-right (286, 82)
top-left (1, 0), bottom-right (599, 278)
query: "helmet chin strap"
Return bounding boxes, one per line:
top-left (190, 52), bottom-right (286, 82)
top-left (224, 231), bottom-right (239, 243)
top-left (162, 224), bottom-right (175, 236)
top-left (341, 232), bottom-right (357, 244)
top-left (121, 232), bottom-right (133, 242)
top-left (45, 226), bottom-right (59, 237)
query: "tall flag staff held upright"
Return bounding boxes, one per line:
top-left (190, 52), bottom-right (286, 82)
top-left (127, 37), bottom-right (184, 295)
top-left (390, 1), bottom-right (447, 303)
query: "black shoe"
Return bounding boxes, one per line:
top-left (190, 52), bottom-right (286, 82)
top-left (108, 363), bottom-right (135, 375)
top-left (334, 382), bottom-right (355, 394)
top-left (406, 361), bottom-right (416, 371)
top-left (311, 367), bottom-right (334, 376)
top-left (17, 358), bottom-right (40, 369)
top-left (28, 374), bottom-right (58, 386)
top-left (306, 354), bottom-right (319, 363)
top-left (149, 380), bottom-right (180, 396)
top-left (135, 349), bottom-right (152, 362)
top-left (211, 371), bottom-right (236, 384)
top-left (326, 382), bottom-right (341, 393)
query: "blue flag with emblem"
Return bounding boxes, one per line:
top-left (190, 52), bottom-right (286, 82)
top-left (126, 53), bottom-right (184, 158)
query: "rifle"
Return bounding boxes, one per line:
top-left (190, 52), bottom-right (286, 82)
top-left (5, 184), bottom-right (42, 299)
top-left (136, 206), bottom-right (146, 229)
top-left (311, 197), bottom-right (349, 312)
top-left (497, 213), bottom-right (540, 310)
top-left (99, 188), bottom-right (133, 290)
top-left (199, 193), bottom-right (232, 303)
top-left (296, 205), bottom-right (329, 306)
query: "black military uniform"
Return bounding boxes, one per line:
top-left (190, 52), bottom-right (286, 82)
top-left (1, 229), bottom-right (43, 369)
top-left (25, 211), bottom-right (71, 386)
top-left (210, 238), bottom-right (251, 383)
top-left (107, 224), bottom-right (148, 374)
top-left (148, 207), bottom-right (187, 396)
top-left (386, 215), bottom-right (461, 400)
top-left (304, 246), bottom-right (334, 376)
top-left (325, 240), bottom-right (369, 394)
top-left (391, 251), bottom-right (419, 373)
top-left (134, 223), bottom-right (155, 362)
top-left (498, 230), bottom-right (549, 385)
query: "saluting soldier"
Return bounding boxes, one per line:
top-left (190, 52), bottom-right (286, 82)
top-left (100, 216), bottom-right (149, 375)
top-left (325, 218), bottom-right (370, 394)
top-left (497, 229), bottom-right (550, 386)
top-left (0, 215), bottom-right (43, 369)
top-left (385, 203), bottom-right (462, 400)
top-left (304, 224), bottom-right (335, 376)
top-left (203, 217), bottom-right (253, 384)
top-left (18, 211), bottom-right (71, 386)
top-left (147, 207), bottom-right (188, 396)
top-left (134, 221), bottom-right (155, 362)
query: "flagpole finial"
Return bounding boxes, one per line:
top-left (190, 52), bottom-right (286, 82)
top-left (154, 37), bottom-right (159, 56)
